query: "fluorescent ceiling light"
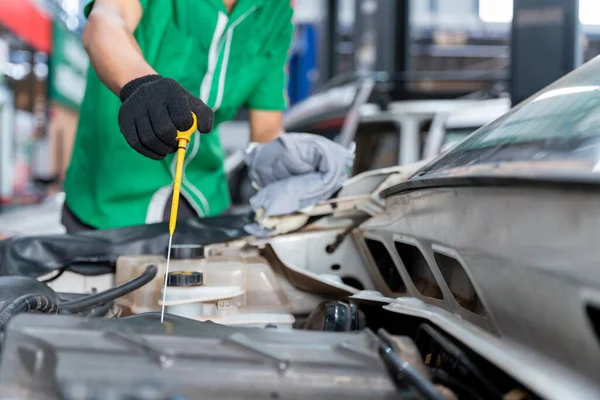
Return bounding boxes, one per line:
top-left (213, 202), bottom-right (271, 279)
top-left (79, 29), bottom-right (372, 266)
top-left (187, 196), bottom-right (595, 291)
top-left (479, 0), bottom-right (600, 25)
top-left (479, 0), bottom-right (513, 24)
top-left (580, 0), bottom-right (600, 26)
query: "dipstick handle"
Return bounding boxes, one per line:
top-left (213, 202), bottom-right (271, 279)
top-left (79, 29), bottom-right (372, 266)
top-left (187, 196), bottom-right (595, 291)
top-left (169, 113), bottom-right (198, 236)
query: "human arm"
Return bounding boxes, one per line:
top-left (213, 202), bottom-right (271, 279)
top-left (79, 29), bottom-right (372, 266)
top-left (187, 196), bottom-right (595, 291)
top-left (82, 0), bottom-right (213, 160)
top-left (249, 110), bottom-right (283, 143)
top-left (245, 4), bottom-right (293, 143)
top-left (242, 5), bottom-right (353, 217)
top-left (82, 0), bottom-right (155, 95)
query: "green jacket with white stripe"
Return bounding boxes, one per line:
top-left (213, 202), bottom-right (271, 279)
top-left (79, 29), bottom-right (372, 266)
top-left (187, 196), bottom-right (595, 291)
top-left (64, 0), bottom-right (293, 229)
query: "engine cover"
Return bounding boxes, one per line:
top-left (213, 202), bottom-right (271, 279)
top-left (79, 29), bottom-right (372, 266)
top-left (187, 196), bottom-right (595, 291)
top-left (0, 314), bottom-right (406, 400)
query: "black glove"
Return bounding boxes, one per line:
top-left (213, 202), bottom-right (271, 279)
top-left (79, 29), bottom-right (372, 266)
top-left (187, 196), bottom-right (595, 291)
top-left (118, 75), bottom-right (214, 160)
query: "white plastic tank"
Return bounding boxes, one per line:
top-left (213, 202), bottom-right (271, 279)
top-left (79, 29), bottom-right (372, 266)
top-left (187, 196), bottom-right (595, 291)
top-left (115, 244), bottom-right (294, 328)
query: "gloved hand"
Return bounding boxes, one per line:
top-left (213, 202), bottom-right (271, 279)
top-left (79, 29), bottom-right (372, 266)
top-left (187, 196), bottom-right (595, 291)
top-left (245, 133), bottom-right (355, 217)
top-left (118, 75), bottom-right (214, 160)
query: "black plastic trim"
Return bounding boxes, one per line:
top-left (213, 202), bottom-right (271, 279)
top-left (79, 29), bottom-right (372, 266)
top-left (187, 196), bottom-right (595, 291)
top-left (381, 175), bottom-right (600, 199)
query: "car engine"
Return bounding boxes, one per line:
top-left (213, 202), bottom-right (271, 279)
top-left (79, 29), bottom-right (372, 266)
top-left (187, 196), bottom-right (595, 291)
top-left (0, 164), bottom-right (595, 400)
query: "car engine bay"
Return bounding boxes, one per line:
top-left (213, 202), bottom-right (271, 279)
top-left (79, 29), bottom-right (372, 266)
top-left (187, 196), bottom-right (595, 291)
top-left (0, 164), bottom-right (597, 400)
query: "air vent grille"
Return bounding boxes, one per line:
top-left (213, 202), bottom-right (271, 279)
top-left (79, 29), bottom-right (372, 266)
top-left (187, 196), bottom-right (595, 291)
top-left (394, 241), bottom-right (443, 300)
top-left (434, 252), bottom-right (486, 316)
top-left (365, 239), bottom-right (406, 292)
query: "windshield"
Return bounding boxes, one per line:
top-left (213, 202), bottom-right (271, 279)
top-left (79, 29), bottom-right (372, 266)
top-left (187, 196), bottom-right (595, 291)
top-left (441, 128), bottom-right (480, 153)
top-left (417, 55), bottom-right (600, 178)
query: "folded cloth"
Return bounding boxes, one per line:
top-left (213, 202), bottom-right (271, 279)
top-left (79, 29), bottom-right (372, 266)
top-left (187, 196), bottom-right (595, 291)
top-left (246, 133), bottom-right (354, 217)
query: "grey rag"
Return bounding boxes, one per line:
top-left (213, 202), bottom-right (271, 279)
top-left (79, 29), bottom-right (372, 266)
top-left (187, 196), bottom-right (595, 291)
top-left (246, 133), bottom-right (354, 217)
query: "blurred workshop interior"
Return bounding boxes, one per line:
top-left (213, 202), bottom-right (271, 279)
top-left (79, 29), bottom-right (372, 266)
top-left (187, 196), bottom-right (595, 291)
top-left (0, 0), bottom-right (599, 235)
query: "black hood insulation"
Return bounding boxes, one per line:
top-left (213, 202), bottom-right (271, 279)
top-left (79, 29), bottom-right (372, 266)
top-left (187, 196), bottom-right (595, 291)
top-left (0, 214), bottom-right (253, 278)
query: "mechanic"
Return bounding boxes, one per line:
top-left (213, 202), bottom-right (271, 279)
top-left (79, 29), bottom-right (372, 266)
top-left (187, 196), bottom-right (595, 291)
top-left (62, 0), bottom-right (346, 233)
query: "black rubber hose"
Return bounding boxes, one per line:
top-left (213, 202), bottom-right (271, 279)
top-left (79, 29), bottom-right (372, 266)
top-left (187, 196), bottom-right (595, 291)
top-left (40, 256), bottom-right (116, 283)
top-left (377, 329), bottom-right (445, 400)
top-left (60, 265), bottom-right (157, 313)
top-left (40, 267), bottom-right (68, 283)
top-left (0, 294), bottom-right (59, 331)
top-left (83, 301), bottom-right (114, 318)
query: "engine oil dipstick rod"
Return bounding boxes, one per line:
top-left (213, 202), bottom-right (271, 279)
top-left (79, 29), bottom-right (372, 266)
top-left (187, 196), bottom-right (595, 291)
top-left (161, 113), bottom-right (198, 323)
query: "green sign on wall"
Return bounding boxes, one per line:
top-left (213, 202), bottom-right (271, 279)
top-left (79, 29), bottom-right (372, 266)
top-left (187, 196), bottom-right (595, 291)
top-left (48, 20), bottom-right (88, 110)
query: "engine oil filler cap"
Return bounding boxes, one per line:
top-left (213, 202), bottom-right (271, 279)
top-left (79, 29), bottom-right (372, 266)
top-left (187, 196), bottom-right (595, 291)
top-left (168, 244), bottom-right (204, 259)
top-left (167, 271), bottom-right (204, 287)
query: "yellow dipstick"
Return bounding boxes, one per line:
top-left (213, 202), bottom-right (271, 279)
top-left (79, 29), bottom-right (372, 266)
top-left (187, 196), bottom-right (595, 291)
top-left (160, 112), bottom-right (198, 323)
top-left (169, 112), bottom-right (198, 236)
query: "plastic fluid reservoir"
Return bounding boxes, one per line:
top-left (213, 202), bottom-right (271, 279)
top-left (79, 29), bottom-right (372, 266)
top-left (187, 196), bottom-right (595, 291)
top-left (115, 254), bottom-right (166, 314)
top-left (117, 244), bottom-right (247, 314)
top-left (160, 253), bottom-right (295, 329)
top-left (159, 244), bottom-right (246, 314)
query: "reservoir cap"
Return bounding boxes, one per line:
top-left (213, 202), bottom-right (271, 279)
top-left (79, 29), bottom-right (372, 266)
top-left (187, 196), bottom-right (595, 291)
top-left (167, 271), bottom-right (204, 287)
top-left (169, 244), bottom-right (204, 260)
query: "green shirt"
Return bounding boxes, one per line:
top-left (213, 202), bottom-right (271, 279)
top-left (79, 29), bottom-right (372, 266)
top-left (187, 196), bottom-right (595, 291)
top-left (64, 0), bottom-right (293, 229)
